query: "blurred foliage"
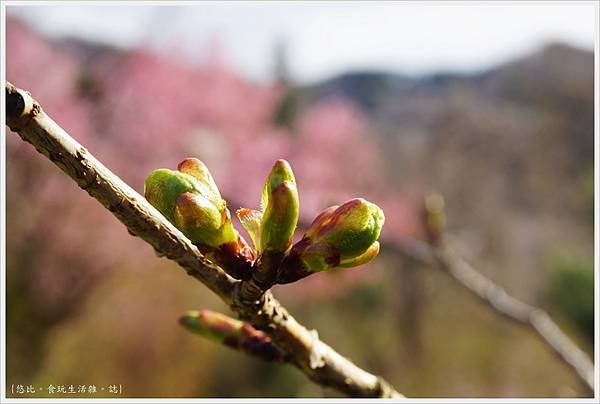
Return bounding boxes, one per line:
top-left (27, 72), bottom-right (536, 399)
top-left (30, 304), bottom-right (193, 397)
top-left (547, 252), bottom-right (594, 345)
top-left (272, 38), bottom-right (301, 131)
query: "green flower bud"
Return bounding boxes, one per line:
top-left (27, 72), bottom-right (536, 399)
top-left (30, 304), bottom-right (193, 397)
top-left (144, 159), bottom-right (237, 248)
top-left (179, 310), bottom-right (243, 343)
top-left (144, 169), bottom-right (203, 224)
top-left (174, 192), bottom-right (237, 248)
top-left (179, 310), bottom-right (286, 362)
top-left (339, 241), bottom-right (380, 268)
top-left (296, 242), bottom-right (339, 272)
top-left (300, 198), bottom-right (384, 271)
top-left (260, 160), bottom-right (299, 253)
top-left (237, 159), bottom-right (299, 254)
top-left (177, 158), bottom-right (221, 198)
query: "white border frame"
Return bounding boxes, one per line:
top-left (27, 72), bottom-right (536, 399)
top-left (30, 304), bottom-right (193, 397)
top-left (1, 1), bottom-right (598, 402)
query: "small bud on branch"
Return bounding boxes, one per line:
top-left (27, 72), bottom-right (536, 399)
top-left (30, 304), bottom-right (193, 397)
top-left (145, 159), bottom-right (253, 279)
top-left (179, 310), bottom-right (287, 362)
top-left (278, 198), bottom-right (385, 283)
top-left (237, 159), bottom-right (299, 255)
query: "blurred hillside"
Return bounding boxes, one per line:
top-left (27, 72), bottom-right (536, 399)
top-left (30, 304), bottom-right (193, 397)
top-left (306, 43), bottom-right (594, 300)
top-left (5, 15), bottom-right (594, 398)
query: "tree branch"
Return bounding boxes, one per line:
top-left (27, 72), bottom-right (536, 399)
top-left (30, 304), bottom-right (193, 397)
top-left (5, 81), bottom-right (402, 398)
top-left (387, 237), bottom-right (595, 394)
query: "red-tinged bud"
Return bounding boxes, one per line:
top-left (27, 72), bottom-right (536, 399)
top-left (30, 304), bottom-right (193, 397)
top-left (179, 310), bottom-right (243, 343)
top-left (145, 159), bottom-right (235, 247)
top-left (305, 205), bottom-right (338, 239)
top-left (174, 192), bottom-right (237, 248)
top-left (278, 198), bottom-right (384, 283)
top-left (259, 160), bottom-right (299, 253)
top-left (297, 242), bottom-right (340, 272)
top-left (179, 310), bottom-right (287, 362)
top-left (237, 159), bottom-right (299, 256)
top-left (303, 198), bottom-right (383, 265)
top-left (177, 158), bottom-right (221, 199)
top-left (145, 159), bottom-right (252, 279)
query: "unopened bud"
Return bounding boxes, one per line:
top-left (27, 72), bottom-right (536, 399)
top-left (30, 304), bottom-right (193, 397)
top-left (177, 158), bottom-right (222, 198)
top-left (339, 241), bottom-right (380, 268)
top-left (175, 192), bottom-right (237, 247)
top-left (260, 160), bottom-right (299, 253)
top-left (296, 242), bottom-right (340, 272)
top-left (238, 160), bottom-right (299, 254)
top-left (279, 198), bottom-right (384, 282)
top-left (179, 310), bottom-right (286, 362)
top-left (179, 310), bottom-right (243, 343)
top-left (144, 159), bottom-right (238, 248)
top-left (304, 198), bottom-right (384, 266)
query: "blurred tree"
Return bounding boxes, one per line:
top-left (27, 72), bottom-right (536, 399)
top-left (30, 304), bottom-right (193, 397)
top-left (272, 38), bottom-right (301, 132)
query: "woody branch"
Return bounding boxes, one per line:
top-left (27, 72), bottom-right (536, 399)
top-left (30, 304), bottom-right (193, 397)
top-left (5, 81), bottom-right (402, 399)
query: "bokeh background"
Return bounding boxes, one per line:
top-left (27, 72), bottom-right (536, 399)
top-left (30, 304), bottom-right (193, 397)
top-left (4, 3), bottom-right (596, 398)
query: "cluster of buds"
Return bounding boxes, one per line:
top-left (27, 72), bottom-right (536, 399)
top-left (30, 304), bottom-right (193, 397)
top-left (179, 310), bottom-right (286, 362)
top-left (144, 158), bottom-right (384, 284)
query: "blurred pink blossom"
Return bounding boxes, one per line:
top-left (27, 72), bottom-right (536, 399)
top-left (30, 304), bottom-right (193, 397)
top-left (6, 16), bottom-right (417, 306)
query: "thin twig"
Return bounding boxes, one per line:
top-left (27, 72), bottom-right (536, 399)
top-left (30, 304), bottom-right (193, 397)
top-left (5, 81), bottom-right (402, 398)
top-left (386, 237), bottom-right (595, 394)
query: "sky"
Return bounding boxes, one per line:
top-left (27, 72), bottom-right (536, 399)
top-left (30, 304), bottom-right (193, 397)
top-left (6, 2), bottom-right (597, 84)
